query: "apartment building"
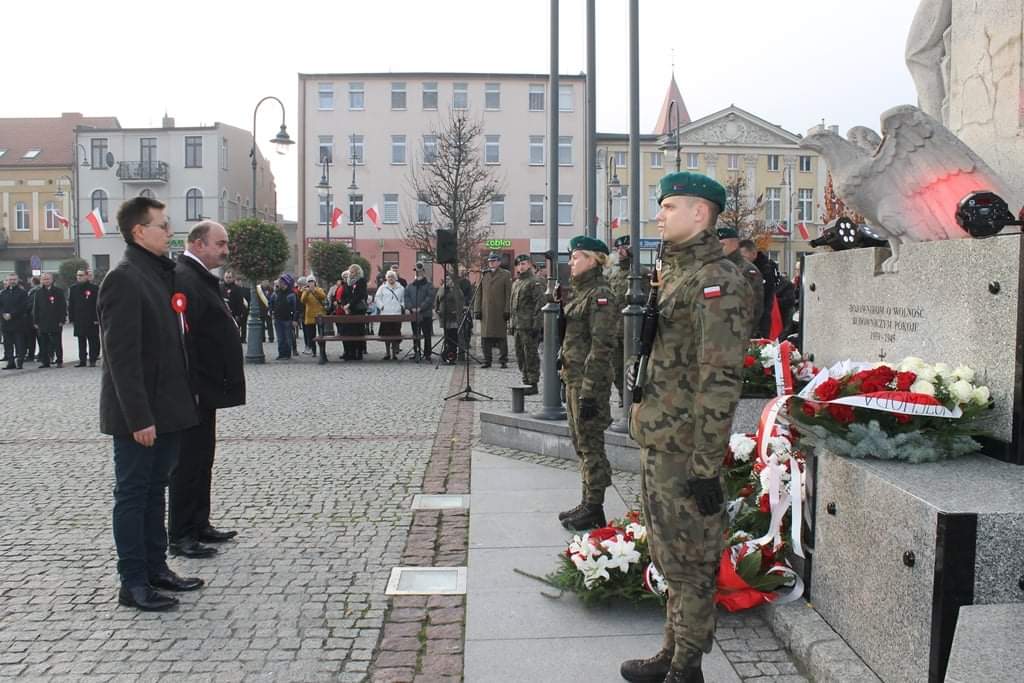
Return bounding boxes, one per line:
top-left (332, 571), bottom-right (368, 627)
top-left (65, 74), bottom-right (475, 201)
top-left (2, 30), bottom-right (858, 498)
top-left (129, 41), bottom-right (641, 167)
top-left (76, 116), bottom-right (277, 275)
top-left (296, 72), bottom-right (588, 277)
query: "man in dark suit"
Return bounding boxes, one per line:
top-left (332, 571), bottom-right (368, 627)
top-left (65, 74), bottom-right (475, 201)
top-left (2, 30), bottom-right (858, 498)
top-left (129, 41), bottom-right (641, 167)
top-left (68, 268), bottom-right (101, 367)
top-left (1, 274), bottom-right (29, 369)
top-left (98, 196), bottom-right (202, 611)
top-left (168, 221), bottom-right (245, 559)
top-left (32, 272), bottom-right (66, 368)
top-left (222, 270), bottom-right (248, 342)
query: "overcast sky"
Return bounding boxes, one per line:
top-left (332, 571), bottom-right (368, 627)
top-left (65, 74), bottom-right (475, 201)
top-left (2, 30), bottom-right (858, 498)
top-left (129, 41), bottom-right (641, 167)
top-left (3, 0), bottom-right (920, 220)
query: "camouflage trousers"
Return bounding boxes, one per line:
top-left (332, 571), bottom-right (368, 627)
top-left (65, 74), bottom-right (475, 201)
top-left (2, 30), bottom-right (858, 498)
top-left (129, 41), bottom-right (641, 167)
top-left (611, 336), bottom-right (624, 403)
top-left (513, 329), bottom-right (541, 385)
top-left (565, 383), bottom-right (612, 505)
top-left (640, 446), bottom-right (725, 668)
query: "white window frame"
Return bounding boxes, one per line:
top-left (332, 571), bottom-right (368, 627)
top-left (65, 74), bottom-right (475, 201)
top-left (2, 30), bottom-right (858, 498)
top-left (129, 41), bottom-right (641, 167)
top-left (557, 194), bottom-right (573, 226)
top-left (728, 154), bottom-right (739, 171)
top-left (348, 82), bottom-right (365, 111)
top-left (349, 194), bottom-right (364, 224)
top-left (422, 82), bottom-right (438, 110)
top-left (44, 202), bottom-right (59, 230)
top-left (798, 188), bottom-right (814, 222)
top-left (528, 136), bottom-right (544, 165)
top-left (528, 84), bottom-right (545, 111)
top-left (91, 189), bottom-right (109, 222)
top-left (687, 152), bottom-right (699, 170)
top-left (649, 151), bottom-right (663, 169)
top-left (416, 200), bottom-right (432, 225)
top-left (484, 135), bottom-right (500, 164)
top-left (23, 148), bottom-right (41, 159)
top-left (221, 137), bottom-right (229, 171)
top-left (647, 185), bottom-right (659, 221)
top-left (767, 154), bottom-right (780, 171)
top-left (422, 135), bottom-right (438, 164)
top-left (391, 135), bottom-right (407, 165)
top-left (318, 194), bottom-right (333, 225)
top-left (529, 194), bottom-right (545, 224)
top-left (186, 188), bottom-right (204, 221)
top-left (766, 187), bottom-right (782, 222)
top-left (558, 136), bottom-right (573, 166)
top-left (453, 82), bottom-right (468, 110)
top-left (613, 151), bottom-right (626, 168)
top-left (318, 82), bottom-right (335, 110)
top-left (391, 82), bottom-right (407, 110)
top-left (484, 83), bottom-right (501, 110)
top-left (558, 84), bottom-right (573, 112)
top-left (799, 155), bottom-right (812, 173)
top-left (490, 195), bottom-right (505, 225)
top-left (318, 135), bottom-right (334, 164)
top-left (184, 135), bottom-right (203, 168)
top-left (14, 202), bottom-right (30, 231)
top-left (349, 135), bottom-right (364, 165)
top-left (383, 193), bottom-right (399, 224)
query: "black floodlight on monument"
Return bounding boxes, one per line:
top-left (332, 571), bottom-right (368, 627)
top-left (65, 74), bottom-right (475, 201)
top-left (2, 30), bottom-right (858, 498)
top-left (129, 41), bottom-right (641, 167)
top-left (809, 216), bottom-right (888, 251)
top-left (955, 191), bottom-right (1024, 238)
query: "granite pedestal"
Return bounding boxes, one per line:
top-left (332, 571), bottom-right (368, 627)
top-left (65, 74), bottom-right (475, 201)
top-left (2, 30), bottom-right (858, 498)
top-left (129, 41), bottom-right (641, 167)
top-left (944, 603), bottom-right (1024, 683)
top-left (811, 449), bottom-right (1024, 682)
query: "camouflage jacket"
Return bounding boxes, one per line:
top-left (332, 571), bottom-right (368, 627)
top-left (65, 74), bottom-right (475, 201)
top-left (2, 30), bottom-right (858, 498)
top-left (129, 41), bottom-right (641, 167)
top-left (605, 261), bottom-right (651, 339)
top-left (559, 267), bottom-right (616, 397)
top-left (510, 270), bottom-right (546, 332)
top-left (631, 229), bottom-right (754, 478)
top-left (726, 248), bottom-right (764, 339)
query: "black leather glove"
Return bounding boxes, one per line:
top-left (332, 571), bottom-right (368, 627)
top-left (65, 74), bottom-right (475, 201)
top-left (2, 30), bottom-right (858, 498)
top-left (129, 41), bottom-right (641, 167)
top-left (503, 312), bottom-right (511, 322)
top-left (474, 312), bottom-right (482, 321)
top-left (578, 397), bottom-right (599, 421)
top-left (688, 477), bottom-right (724, 517)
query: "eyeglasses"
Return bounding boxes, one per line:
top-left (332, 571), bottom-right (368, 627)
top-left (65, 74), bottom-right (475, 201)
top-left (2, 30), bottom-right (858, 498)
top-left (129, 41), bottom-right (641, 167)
top-left (141, 221), bottom-right (171, 232)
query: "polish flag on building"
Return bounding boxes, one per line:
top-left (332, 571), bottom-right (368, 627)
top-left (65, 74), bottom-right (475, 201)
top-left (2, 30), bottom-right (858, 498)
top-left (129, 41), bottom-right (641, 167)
top-left (85, 208), bottom-right (105, 239)
top-left (610, 217), bottom-right (620, 229)
top-left (365, 205), bottom-right (380, 229)
top-left (53, 209), bottom-right (70, 228)
top-left (796, 222), bottom-right (810, 240)
top-left (330, 207), bottom-right (343, 228)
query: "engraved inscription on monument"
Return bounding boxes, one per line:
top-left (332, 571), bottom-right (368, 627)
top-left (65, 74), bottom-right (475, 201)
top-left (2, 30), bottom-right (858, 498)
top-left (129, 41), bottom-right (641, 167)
top-left (849, 303), bottom-right (926, 347)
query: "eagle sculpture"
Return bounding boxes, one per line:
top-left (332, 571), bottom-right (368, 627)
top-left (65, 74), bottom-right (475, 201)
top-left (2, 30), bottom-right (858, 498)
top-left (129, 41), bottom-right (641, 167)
top-left (800, 105), bottom-right (1018, 272)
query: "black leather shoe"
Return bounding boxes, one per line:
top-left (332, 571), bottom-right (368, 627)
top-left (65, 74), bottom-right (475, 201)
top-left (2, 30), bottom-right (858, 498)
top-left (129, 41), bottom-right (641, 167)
top-left (149, 569), bottom-right (204, 592)
top-left (75, 361), bottom-right (87, 367)
top-left (500, 362), bottom-right (508, 369)
top-left (198, 527), bottom-right (237, 543)
top-left (562, 503), bottom-right (606, 531)
top-left (118, 585), bottom-right (178, 611)
top-left (168, 539), bottom-right (218, 558)
top-left (2, 364), bottom-right (16, 370)
top-left (37, 363), bottom-right (50, 369)
top-left (89, 360), bottom-right (97, 367)
top-left (524, 384), bottom-right (539, 396)
top-left (480, 362), bottom-right (492, 369)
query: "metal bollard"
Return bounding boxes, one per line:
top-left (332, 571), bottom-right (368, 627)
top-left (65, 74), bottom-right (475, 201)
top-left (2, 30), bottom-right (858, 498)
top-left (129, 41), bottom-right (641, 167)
top-left (511, 386), bottom-right (527, 413)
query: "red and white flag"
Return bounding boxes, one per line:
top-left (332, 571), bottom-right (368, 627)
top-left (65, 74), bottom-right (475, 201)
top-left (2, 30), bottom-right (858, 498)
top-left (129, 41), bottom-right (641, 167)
top-left (85, 208), bottom-right (104, 239)
top-left (53, 209), bottom-right (70, 227)
top-left (610, 217), bottom-right (620, 230)
top-left (796, 222), bottom-right (810, 240)
top-left (365, 205), bottom-right (380, 229)
top-left (330, 207), bottom-right (343, 229)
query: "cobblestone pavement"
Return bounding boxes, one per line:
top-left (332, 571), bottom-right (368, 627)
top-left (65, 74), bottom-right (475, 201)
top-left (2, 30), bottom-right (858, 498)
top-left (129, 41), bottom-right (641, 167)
top-left (0, 340), bottom-right (455, 682)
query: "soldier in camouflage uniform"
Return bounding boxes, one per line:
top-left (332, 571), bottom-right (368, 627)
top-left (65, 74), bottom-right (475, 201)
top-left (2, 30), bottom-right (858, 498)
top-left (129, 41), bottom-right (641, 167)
top-left (558, 235), bottom-right (617, 532)
top-left (605, 235), bottom-right (650, 403)
top-left (718, 226), bottom-right (763, 339)
top-left (509, 254), bottom-right (546, 394)
top-left (623, 172), bottom-right (754, 683)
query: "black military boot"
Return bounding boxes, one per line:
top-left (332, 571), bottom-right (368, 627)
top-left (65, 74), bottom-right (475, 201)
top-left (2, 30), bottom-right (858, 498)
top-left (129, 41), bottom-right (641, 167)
top-left (662, 653), bottom-right (704, 683)
top-left (562, 503), bottom-right (606, 531)
top-left (523, 383), bottom-right (538, 396)
top-left (620, 648), bottom-right (673, 683)
top-left (557, 501), bottom-right (585, 522)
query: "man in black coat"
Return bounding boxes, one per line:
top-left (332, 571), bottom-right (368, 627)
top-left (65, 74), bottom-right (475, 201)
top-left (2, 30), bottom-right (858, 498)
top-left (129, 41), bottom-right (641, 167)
top-left (32, 272), bottom-right (67, 368)
top-left (222, 270), bottom-right (248, 342)
top-left (98, 196), bottom-right (202, 612)
top-left (1, 274), bottom-right (29, 369)
top-left (740, 240), bottom-right (780, 339)
top-left (168, 221), bottom-right (245, 558)
top-left (68, 268), bottom-right (100, 367)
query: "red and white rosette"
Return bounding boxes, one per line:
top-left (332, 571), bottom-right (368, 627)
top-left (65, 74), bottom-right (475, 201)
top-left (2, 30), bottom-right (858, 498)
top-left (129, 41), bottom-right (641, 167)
top-left (171, 292), bottom-right (188, 336)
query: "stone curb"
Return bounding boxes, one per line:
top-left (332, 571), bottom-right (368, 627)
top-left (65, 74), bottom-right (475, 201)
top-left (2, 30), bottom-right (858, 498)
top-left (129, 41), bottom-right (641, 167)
top-left (764, 601), bottom-right (880, 683)
top-left (369, 368), bottom-right (474, 683)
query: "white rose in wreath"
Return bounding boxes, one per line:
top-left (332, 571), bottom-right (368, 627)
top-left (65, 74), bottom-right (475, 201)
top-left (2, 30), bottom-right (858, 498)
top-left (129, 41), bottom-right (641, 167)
top-left (949, 379), bottom-right (974, 404)
top-left (910, 379), bottom-right (935, 396)
top-left (729, 434), bottom-right (756, 463)
top-left (970, 386), bottom-right (991, 406)
top-left (932, 362), bottom-right (953, 379)
top-left (953, 365), bottom-right (975, 383)
top-left (898, 356), bottom-right (926, 372)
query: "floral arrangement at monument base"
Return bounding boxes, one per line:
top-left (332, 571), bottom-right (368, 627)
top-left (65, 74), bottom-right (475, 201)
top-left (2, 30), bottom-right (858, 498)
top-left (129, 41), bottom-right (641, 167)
top-left (788, 357), bottom-right (993, 462)
top-left (741, 339), bottom-right (817, 398)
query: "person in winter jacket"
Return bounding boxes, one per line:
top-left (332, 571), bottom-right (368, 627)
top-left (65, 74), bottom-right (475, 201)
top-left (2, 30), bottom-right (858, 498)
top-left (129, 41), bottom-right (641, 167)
top-left (403, 262), bottom-right (436, 361)
top-left (374, 270), bottom-right (405, 360)
top-left (269, 275), bottom-right (297, 360)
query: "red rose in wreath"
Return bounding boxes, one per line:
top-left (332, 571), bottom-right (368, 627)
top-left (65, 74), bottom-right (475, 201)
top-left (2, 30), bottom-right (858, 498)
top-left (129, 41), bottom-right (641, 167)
top-left (743, 355), bottom-right (756, 368)
top-left (814, 378), bottom-right (841, 402)
top-left (826, 404), bottom-right (856, 425)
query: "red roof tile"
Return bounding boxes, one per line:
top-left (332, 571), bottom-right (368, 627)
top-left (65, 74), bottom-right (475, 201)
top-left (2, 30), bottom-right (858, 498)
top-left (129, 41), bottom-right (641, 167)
top-left (0, 113), bottom-right (120, 167)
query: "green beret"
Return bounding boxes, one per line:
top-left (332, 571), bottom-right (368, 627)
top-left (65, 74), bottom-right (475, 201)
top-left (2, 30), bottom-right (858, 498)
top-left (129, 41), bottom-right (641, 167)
top-left (514, 254), bottom-right (532, 264)
top-left (613, 235), bottom-right (630, 248)
top-left (658, 171), bottom-right (727, 210)
top-left (717, 226), bottom-right (739, 240)
top-left (568, 235), bottom-right (609, 255)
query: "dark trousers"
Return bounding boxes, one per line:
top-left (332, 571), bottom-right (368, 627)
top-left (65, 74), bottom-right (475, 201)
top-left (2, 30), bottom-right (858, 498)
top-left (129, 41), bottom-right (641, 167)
top-left (274, 320), bottom-right (293, 358)
top-left (37, 330), bottom-right (62, 365)
top-left (411, 319), bottom-right (433, 357)
top-left (442, 327), bottom-right (459, 362)
top-left (168, 408), bottom-right (216, 543)
top-left (2, 329), bottom-right (25, 364)
top-left (262, 315), bottom-right (274, 341)
top-left (112, 432), bottom-right (181, 588)
top-left (302, 323), bottom-right (317, 353)
top-left (482, 336), bottom-right (508, 363)
top-left (235, 315), bottom-right (247, 342)
top-left (25, 327), bottom-right (37, 360)
top-left (77, 329), bottom-right (100, 362)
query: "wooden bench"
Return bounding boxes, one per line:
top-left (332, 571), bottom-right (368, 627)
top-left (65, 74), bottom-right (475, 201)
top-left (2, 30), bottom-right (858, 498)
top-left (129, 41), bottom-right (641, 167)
top-left (314, 313), bottom-right (419, 360)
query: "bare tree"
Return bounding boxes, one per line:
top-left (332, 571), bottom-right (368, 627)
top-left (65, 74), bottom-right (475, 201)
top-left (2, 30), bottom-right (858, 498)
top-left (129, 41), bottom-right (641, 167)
top-left (716, 174), bottom-right (769, 239)
top-left (402, 109), bottom-right (502, 271)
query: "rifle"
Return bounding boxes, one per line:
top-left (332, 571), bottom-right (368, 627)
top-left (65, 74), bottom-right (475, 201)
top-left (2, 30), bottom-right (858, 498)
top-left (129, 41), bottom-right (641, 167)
top-left (631, 241), bottom-right (664, 403)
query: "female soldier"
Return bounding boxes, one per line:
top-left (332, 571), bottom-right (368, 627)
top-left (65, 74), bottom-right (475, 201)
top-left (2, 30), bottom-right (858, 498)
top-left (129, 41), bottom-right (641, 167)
top-left (558, 235), bottom-right (616, 531)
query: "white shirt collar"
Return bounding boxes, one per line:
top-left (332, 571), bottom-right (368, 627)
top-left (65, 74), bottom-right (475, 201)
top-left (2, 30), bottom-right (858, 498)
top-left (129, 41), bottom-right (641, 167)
top-left (183, 250), bottom-right (210, 272)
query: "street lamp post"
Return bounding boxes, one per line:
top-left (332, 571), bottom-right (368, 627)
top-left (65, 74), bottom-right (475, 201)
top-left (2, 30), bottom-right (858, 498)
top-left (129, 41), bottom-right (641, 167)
top-left (72, 143), bottom-right (89, 257)
top-left (246, 96), bottom-right (293, 365)
top-left (605, 154), bottom-right (621, 247)
top-left (317, 160), bottom-right (332, 243)
top-left (347, 163), bottom-right (359, 253)
top-left (661, 99), bottom-right (683, 173)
